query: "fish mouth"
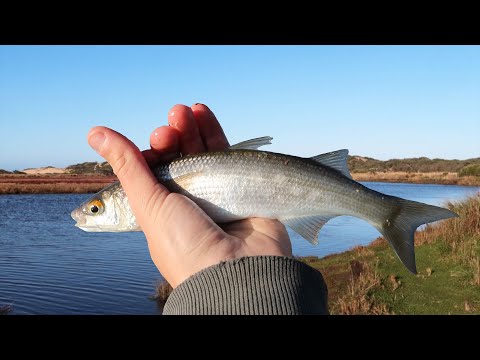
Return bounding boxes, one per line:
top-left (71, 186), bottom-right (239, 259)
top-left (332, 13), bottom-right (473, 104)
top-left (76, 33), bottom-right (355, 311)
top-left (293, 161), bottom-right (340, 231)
top-left (71, 210), bottom-right (87, 230)
top-left (71, 209), bottom-right (100, 232)
top-left (71, 209), bottom-right (83, 222)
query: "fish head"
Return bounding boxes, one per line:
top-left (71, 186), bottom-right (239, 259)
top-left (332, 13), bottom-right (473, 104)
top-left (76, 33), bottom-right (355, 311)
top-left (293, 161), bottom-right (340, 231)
top-left (71, 182), bottom-right (139, 232)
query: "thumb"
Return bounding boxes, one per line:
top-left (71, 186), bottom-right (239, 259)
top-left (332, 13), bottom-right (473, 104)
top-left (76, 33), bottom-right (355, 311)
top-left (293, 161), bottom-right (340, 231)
top-left (87, 126), bottom-right (169, 230)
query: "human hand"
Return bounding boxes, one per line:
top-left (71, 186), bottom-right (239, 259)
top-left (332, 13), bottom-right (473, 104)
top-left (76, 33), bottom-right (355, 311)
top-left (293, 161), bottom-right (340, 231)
top-left (87, 104), bottom-right (292, 288)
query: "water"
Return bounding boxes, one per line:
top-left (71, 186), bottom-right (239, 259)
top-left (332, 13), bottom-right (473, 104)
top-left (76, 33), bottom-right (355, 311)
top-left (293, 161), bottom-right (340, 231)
top-left (1, 183), bottom-right (478, 315)
top-left (0, 194), bottom-right (161, 315)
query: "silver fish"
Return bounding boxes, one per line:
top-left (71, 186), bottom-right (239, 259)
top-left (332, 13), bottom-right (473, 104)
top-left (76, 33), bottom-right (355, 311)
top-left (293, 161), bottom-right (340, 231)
top-left (71, 137), bottom-right (458, 273)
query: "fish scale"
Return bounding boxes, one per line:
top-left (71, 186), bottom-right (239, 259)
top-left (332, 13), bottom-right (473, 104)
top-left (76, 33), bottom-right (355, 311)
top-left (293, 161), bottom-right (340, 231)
top-left (159, 151), bottom-right (344, 221)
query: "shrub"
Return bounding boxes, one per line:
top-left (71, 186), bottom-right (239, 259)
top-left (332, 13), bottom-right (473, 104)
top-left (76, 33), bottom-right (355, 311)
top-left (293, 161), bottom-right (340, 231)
top-left (459, 165), bottom-right (480, 177)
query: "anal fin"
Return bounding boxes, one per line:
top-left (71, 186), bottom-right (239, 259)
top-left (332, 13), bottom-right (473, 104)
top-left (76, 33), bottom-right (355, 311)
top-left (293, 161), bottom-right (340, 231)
top-left (280, 215), bottom-right (336, 245)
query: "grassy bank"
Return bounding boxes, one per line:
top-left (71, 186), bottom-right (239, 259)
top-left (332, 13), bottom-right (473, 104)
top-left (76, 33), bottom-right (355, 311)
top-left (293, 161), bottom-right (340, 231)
top-left (0, 182), bottom-right (112, 194)
top-left (305, 194), bottom-right (480, 314)
top-left (0, 174), bottom-right (117, 194)
top-left (351, 171), bottom-right (480, 186)
top-left (348, 155), bottom-right (480, 186)
top-left (348, 155), bottom-right (480, 174)
top-left (154, 195), bottom-right (480, 314)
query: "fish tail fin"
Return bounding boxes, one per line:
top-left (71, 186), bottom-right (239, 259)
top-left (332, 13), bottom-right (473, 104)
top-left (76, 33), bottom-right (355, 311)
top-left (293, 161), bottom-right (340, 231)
top-left (374, 198), bottom-right (458, 274)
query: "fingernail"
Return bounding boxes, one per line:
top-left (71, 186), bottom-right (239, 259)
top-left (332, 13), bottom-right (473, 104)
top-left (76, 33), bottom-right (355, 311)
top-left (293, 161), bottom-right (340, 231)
top-left (88, 132), bottom-right (105, 152)
top-left (194, 103), bottom-right (210, 111)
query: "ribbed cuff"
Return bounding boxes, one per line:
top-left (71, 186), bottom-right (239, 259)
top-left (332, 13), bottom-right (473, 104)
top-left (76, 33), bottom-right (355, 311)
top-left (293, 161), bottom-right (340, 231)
top-left (162, 256), bottom-right (328, 315)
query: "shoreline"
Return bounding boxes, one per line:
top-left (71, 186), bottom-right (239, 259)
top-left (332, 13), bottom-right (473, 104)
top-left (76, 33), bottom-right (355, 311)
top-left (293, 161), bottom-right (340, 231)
top-left (352, 171), bottom-right (480, 186)
top-left (0, 172), bottom-right (479, 195)
top-left (0, 174), bottom-right (117, 194)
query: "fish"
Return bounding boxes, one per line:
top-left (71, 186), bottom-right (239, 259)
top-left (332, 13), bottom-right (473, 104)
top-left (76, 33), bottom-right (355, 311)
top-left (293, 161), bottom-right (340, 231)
top-left (71, 136), bottom-right (458, 274)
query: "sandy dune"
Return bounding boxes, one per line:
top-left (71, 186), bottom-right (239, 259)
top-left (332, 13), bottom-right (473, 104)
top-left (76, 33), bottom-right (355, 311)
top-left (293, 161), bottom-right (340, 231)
top-left (22, 167), bottom-right (68, 175)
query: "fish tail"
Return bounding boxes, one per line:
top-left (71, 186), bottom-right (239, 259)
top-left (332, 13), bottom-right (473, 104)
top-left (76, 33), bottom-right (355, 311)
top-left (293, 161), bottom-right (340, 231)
top-left (374, 198), bottom-right (458, 274)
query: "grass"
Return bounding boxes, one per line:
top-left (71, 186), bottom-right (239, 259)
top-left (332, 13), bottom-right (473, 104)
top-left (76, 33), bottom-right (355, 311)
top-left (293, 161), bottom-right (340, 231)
top-left (0, 182), bottom-right (111, 194)
top-left (0, 174), bottom-right (117, 194)
top-left (351, 171), bottom-right (480, 186)
top-left (154, 195), bottom-right (480, 314)
top-left (151, 281), bottom-right (173, 313)
top-left (0, 304), bottom-right (12, 315)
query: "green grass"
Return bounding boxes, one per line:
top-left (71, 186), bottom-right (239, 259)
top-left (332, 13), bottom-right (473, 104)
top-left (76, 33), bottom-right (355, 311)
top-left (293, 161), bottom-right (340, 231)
top-left (367, 241), bottom-right (478, 314)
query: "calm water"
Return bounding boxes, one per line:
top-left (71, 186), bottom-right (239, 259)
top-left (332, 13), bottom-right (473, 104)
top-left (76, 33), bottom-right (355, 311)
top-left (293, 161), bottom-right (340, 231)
top-left (1, 183), bottom-right (478, 314)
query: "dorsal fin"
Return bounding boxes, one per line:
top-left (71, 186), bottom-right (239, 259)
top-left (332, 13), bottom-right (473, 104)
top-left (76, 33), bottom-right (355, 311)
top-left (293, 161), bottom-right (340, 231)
top-left (229, 136), bottom-right (273, 150)
top-left (311, 149), bottom-right (352, 179)
top-left (280, 215), bottom-right (336, 245)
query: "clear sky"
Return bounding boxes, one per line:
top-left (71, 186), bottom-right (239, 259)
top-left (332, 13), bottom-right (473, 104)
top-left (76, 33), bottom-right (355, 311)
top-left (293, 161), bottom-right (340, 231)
top-left (1, 45), bottom-right (479, 171)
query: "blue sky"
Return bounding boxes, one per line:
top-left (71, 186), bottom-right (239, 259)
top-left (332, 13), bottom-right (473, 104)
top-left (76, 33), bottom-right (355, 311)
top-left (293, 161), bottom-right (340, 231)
top-left (1, 45), bottom-right (479, 171)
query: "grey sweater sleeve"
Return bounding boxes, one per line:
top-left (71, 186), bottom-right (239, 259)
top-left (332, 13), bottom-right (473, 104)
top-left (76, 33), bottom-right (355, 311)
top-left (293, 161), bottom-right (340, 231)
top-left (162, 256), bottom-right (328, 315)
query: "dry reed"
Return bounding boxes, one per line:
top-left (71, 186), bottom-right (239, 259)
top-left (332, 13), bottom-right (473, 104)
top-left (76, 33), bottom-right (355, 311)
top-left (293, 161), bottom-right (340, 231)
top-left (416, 194), bottom-right (480, 286)
top-left (352, 171), bottom-right (480, 186)
top-left (0, 182), bottom-right (110, 194)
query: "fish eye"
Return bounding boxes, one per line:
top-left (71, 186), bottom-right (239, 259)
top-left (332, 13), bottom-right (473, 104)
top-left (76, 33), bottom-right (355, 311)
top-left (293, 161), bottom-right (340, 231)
top-left (83, 199), bottom-right (104, 216)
